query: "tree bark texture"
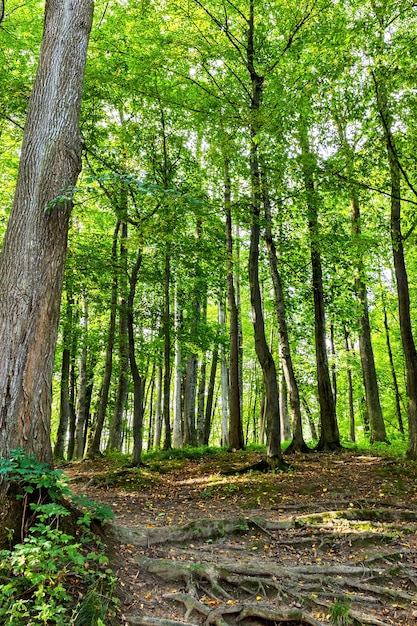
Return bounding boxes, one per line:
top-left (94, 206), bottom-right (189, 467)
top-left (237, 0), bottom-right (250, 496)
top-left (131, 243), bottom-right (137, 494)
top-left (0, 0), bottom-right (94, 466)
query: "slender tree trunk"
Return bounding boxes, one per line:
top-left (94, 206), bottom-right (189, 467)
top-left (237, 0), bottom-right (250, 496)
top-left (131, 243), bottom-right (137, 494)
top-left (107, 222), bottom-right (129, 452)
top-left (128, 249), bottom-right (145, 467)
top-left (330, 320), bottom-right (337, 406)
top-left (204, 344), bottom-right (218, 445)
top-left (218, 300), bottom-right (229, 447)
top-left (344, 327), bottom-right (356, 443)
top-left (260, 157), bottom-right (308, 454)
top-left (224, 158), bottom-right (244, 450)
top-left (197, 355), bottom-right (207, 446)
top-left (74, 294), bottom-right (89, 459)
top-left (154, 366), bottom-right (163, 449)
top-left (183, 355), bottom-right (198, 446)
top-left (302, 398), bottom-right (318, 442)
top-left (163, 252), bottom-right (172, 450)
top-left (173, 290), bottom-right (183, 447)
top-left (246, 1), bottom-right (284, 469)
top-left (382, 298), bottom-right (404, 434)
top-left (54, 291), bottom-right (74, 460)
top-left (147, 371), bottom-right (156, 450)
top-left (87, 220), bottom-right (120, 457)
top-left (373, 69), bottom-right (417, 458)
top-left (299, 124), bottom-right (340, 451)
top-left (279, 370), bottom-right (292, 442)
top-left (350, 190), bottom-right (387, 443)
top-left (66, 335), bottom-right (78, 461)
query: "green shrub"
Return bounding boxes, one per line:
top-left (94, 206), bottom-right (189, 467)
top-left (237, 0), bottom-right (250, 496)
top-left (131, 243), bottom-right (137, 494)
top-left (0, 449), bottom-right (119, 625)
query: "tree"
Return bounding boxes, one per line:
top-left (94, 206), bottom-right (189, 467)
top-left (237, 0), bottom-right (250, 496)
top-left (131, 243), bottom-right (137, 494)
top-left (0, 0), bottom-right (94, 546)
top-left (0, 0), bottom-right (94, 465)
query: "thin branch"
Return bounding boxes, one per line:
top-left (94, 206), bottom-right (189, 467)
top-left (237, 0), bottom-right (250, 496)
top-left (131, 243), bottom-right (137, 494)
top-left (0, 112), bottom-right (25, 131)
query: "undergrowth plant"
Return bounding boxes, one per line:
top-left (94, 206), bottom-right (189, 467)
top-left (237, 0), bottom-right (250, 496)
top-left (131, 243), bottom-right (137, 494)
top-left (0, 449), bottom-right (119, 625)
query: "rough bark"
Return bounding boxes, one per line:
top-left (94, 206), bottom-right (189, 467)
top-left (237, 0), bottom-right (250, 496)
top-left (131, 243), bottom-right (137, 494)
top-left (0, 0), bottom-right (94, 468)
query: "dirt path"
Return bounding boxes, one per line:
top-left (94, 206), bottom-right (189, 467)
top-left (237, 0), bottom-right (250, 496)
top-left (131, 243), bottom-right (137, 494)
top-left (63, 450), bottom-right (417, 625)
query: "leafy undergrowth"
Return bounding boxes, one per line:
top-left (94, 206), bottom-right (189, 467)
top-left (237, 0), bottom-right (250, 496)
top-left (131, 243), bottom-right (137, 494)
top-left (0, 450), bottom-right (120, 625)
top-left (63, 447), bottom-right (417, 626)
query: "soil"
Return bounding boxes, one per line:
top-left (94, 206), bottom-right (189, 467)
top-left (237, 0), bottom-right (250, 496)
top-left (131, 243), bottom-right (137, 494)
top-left (62, 449), bottom-right (417, 626)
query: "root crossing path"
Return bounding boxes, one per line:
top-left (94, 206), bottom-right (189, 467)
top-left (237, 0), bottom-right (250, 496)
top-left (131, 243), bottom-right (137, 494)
top-left (64, 450), bottom-right (417, 626)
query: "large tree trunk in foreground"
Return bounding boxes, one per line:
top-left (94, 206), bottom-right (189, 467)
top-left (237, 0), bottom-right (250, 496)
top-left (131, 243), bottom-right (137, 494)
top-left (0, 0), bottom-right (94, 467)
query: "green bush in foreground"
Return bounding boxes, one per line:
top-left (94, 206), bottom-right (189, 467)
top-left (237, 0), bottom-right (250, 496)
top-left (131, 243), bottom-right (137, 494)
top-left (0, 449), bottom-right (119, 625)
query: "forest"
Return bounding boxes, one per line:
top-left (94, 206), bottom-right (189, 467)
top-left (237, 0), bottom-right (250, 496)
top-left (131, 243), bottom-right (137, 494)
top-left (1, 0), bottom-right (417, 624)
top-left (1, 0), bottom-right (417, 463)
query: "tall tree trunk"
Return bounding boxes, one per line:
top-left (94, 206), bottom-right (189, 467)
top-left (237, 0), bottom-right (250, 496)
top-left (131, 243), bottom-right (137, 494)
top-left (224, 158), bottom-right (244, 450)
top-left (0, 0), bottom-right (94, 469)
top-left (73, 294), bottom-right (89, 459)
top-left (197, 355), bottom-right (207, 446)
top-left (87, 220), bottom-right (120, 457)
top-left (0, 0), bottom-right (93, 547)
top-left (173, 289), bottom-right (183, 448)
top-left (128, 249), bottom-right (145, 467)
top-left (299, 124), bottom-right (340, 451)
top-left (260, 157), bottom-right (308, 454)
top-left (382, 297), bottom-right (404, 434)
top-left (343, 327), bottom-right (356, 443)
top-left (350, 187), bottom-right (387, 443)
top-left (183, 355), bottom-right (198, 446)
top-left (154, 366), bottom-right (163, 449)
top-left (218, 300), bottom-right (229, 448)
top-left (66, 333), bottom-right (78, 462)
top-left (279, 370), bottom-right (291, 442)
top-left (246, 1), bottom-right (284, 469)
top-left (372, 68), bottom-right (417, 458)
top-left (163, 252), bottom-right (172, 450)
top-left (54, 290), bottom-right (74, 460)
top-left (107, 221), bottom-right (129, 452)
top-left (204, 344), bottom-right (218, 445)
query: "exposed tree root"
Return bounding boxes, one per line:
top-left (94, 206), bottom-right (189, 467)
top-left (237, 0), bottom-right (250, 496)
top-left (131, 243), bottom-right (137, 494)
top-left (118, 508), bottom-right (417, 626)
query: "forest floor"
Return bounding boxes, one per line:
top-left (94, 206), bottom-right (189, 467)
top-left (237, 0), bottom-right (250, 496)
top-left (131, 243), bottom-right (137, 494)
top-left (62, 448), bottom-right (417, 626)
